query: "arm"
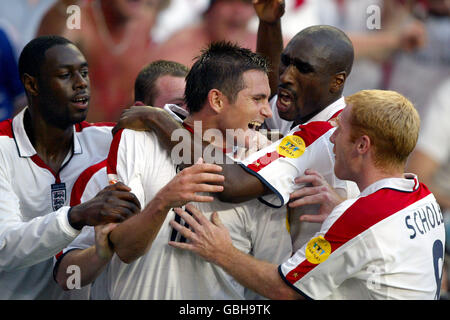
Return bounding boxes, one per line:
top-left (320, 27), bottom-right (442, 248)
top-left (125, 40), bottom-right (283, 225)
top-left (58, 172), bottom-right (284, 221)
top-left (169, 204), bottom-right (302, 300)
top-left (55, 223), bottom-right (117, 289)
top-left (37, 0), bottom-right (74, 36)
top-left (0, 156), bottom-right (138, 271)
top-left (113, 106), bottom-right (271, 203)
top-left (109, 160), bottom-right (225, 264)
top-left (254, 0), bottom-right (285, 97)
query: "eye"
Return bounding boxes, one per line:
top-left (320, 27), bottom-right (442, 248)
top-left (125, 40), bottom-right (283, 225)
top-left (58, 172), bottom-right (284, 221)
top-left (293, 61), bottom-right (314, 74)
top-left (80, 69), bottom-right (89, 78)
top-left (58, 73), bottom-right (70, 79)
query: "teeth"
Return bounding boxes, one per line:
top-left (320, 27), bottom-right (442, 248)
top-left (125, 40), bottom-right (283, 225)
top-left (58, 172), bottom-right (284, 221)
top-left (248, 121), bottom-right (262, 130)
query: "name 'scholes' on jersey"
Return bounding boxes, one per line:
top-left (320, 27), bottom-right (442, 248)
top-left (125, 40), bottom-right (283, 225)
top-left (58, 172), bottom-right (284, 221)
top-left (279, 175), bottom-right (446, 300)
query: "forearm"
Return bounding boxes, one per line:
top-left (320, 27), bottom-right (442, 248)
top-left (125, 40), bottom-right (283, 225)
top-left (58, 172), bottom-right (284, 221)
top-left (108, 195), bottom-right (170, 263)
top-left (257, 19), bottom-right (283, 97)
top-left (55, 246), bottom-right (109, 290)
top-left (0, 207), bottom-right (79, 271)
top-left (216, 246), bottom-right (300, 300)
top-left (348, 32), bottom-right (399, 60)
top-left (145, 108), bottom-right (183, 151)
top-left (218, 163), bottom-right (268, 203)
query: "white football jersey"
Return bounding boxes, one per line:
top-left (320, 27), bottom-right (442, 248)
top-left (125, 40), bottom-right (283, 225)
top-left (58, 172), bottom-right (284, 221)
top-left (279, 174), bottom-right (446, 300)
top-left (0, 107), bottom-right (113, 299)
top-left (103, 129), bottom-right (292, 299)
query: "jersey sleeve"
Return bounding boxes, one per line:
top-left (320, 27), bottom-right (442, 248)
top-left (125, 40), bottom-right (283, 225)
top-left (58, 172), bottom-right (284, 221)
top-left (106, 129), bottom-right (150, 207)
top-left (0, 152), bottom-right (79, 271)
top-left (239, 121), bottom-right (336, 208)
top-left (278, 199), bottom-right (357, 299)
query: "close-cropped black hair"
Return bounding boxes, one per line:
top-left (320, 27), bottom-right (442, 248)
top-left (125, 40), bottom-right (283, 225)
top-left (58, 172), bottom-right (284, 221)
top-left (18, 35), bottom-right (74, 80)
top-left (185, 41), bottom-right (269, 114)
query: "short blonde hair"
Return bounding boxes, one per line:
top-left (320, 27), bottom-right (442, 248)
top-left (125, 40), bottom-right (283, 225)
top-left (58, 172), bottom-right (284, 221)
top-left (345, 90), bottom-right (420, 169)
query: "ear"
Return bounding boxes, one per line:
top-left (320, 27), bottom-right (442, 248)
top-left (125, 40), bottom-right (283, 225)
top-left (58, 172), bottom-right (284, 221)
top-left (208, 89), bottom-right (225, 114)
top-left (22, 73), bottom-right (39, 97)
top-left (355, 135), bottom-right (371, 155)
top-left (330, 72), bottom-right (346, 93)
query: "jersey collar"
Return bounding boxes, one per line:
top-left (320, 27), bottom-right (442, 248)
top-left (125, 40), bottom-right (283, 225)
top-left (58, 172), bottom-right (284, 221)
top-left (359, 173), bottom-right (420, 197)
top-left (12, 107), bottom-right (82, 158)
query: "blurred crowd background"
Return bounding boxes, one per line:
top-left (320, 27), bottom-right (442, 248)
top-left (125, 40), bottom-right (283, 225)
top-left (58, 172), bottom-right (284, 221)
top-left (0, 0), bottom-right (449, 288)
top-left (1, 0), bottom-right (449, 122)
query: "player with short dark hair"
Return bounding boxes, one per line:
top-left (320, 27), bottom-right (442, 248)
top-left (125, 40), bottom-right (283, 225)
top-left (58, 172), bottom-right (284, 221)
top-left (0, 35), bottom-right (142, 299)
top-left (134, 60), bottom-right (188, 109)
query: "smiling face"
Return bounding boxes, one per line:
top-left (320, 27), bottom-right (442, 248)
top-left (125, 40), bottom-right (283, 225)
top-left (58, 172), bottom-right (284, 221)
top-left (36, 44), bottom-right (90, 128)
top-left (219, 69), bottom-right (272, 133)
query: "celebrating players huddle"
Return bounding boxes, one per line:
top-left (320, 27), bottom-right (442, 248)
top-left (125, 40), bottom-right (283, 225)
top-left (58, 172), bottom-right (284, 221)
top-left (0, 0), bottom-right (445, 301)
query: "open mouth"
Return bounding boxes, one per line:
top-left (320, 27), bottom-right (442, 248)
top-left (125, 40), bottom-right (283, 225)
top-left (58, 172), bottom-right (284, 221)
top-left (248, 121), bottom-right (262, 131)
top-left (71, 96), bottom-right (90, 108)
top-left (277, 88), bottom-right (293, 108)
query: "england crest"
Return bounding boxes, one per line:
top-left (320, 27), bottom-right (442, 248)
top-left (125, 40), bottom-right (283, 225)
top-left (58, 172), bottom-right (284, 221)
top-left (51, 183), bottom-right (67, 211)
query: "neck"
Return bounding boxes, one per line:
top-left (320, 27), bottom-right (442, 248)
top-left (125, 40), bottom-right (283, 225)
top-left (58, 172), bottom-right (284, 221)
top-left (24, 108), bottom-right (74, 171)
top-left (184, 113), bottom-right (227, 149)
top-left (296, 95), bottom-right (342, 125)
top-left (356, 165), bottom-right (404, 192)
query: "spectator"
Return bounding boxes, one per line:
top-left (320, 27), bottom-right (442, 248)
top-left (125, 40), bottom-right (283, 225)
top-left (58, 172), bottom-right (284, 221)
top-left (0, 21), bottom-right (26, 121)
top-left (39, 0), bottom-right (169, 122)
top-left (150, 0), bottom-right (258, 67)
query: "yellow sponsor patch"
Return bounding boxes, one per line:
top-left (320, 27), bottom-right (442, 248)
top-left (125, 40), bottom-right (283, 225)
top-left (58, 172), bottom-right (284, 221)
top-left (305, 236), bottom-right (331, 264)
top-left (277, 135), bottom-right (306, 158)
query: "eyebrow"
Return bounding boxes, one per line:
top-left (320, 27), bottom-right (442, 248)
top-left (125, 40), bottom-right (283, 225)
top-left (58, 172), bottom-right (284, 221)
top-left (281, 54), bottom-right (315, 73)
top-left (253, 93), bottom-right (268, 99)
top-left (57, 62), bottom-right (89, 69)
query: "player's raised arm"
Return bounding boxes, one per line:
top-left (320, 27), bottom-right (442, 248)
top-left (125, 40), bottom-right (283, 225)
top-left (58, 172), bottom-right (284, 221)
top-left (254, 0), bottom-right (285, 97)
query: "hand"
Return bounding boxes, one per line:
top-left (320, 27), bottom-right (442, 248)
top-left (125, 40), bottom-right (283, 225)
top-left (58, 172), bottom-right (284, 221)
top-left (233, 130), bottom-right (272, 160)
top-left (398, 19), bottom-right (426, 52)
top-left (68, 182), bottom-right (141, 230)
top-left (288, 169), bottom-right (344, 223)
top-left (168, 204), bottom-right (233, 264)
top-left (253, 0), bottom-right (285, 24)
top-left (112, 105), bottom-right (167, 136)
top-left (155, 158), bottom-right (225, 209)
top-left (94, 223), bottom-right (118, 261)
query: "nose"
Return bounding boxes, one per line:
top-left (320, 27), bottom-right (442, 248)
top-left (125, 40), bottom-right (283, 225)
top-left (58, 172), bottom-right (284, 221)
top-left (261, 99), bottom-right (273, 119)
top-left (329, 129), bottom-right (336, 145)
top-left (73, 71), bottom-right (88, 90)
